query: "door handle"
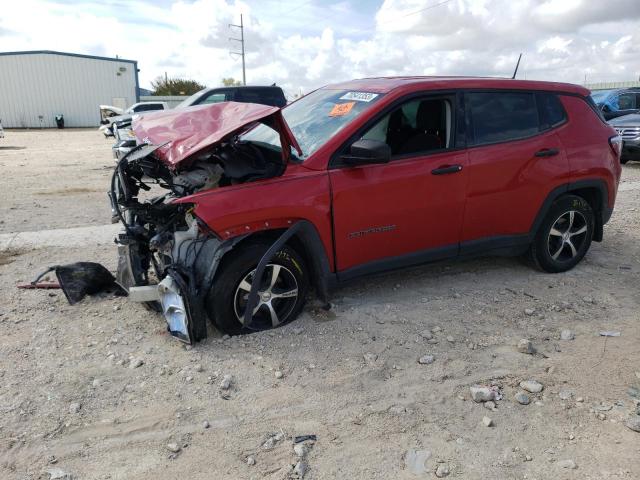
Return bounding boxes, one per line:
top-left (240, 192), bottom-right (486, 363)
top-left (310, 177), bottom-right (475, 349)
top-left (534, 148), bottom-right (560, 158)
top-left (431, 164), bottom-right (463, 175)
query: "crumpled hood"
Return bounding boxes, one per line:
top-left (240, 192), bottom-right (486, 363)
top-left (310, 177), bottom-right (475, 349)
top-left (132, 102), bottom-right (301, 168)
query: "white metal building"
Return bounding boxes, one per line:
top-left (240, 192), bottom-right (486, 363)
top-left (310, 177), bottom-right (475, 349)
top-left (0, 50), bottom-right (139, 128)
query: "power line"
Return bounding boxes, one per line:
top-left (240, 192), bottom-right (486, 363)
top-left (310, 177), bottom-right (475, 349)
top-left (366, 0), bottom-right (455, 31)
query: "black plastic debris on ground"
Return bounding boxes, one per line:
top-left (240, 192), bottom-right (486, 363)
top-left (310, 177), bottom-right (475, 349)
top-left (30, 262), bottom-right (126, 304)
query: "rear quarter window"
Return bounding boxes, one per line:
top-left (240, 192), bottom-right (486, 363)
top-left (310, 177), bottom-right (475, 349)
top-left (537, 93), bottom-right (567, 129)
top-left (467, 92), bottom-right (539, 146)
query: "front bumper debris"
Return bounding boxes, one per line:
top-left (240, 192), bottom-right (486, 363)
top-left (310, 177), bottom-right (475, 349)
top-left (129, 276), bottom-right (193, 343)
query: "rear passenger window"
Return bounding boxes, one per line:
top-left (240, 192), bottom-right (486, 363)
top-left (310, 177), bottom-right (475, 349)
top-left (468, 92), bottom-right (539, 145)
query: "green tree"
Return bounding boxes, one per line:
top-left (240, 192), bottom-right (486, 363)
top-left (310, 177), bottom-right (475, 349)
top-left (151, 76), bottom-right (206, 96)
top-left (222, 77), bottom-right (242, 86)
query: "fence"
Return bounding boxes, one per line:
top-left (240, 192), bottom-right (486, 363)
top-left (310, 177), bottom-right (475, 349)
top-left (584, 81), bottom-right (640, 91)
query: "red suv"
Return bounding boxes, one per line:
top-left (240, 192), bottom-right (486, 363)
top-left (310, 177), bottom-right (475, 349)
top-left (111, 77), bottom-right (622, 343)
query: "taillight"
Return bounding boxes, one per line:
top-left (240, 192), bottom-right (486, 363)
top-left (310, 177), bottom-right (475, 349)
top-left (609, 135), bottom-right (622, 158)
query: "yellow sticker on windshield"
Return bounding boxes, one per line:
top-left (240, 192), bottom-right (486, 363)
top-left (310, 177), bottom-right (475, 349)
top-left (329, 102), bottom-right (355, 117)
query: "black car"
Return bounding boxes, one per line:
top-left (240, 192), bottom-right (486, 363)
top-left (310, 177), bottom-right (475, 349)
top-left (175, 85), bottom-right (287, 109)
top-left (591, 88), bottom-right (640, 120)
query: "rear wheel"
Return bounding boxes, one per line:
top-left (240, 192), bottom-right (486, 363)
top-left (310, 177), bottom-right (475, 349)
top-left (206, 243), bottom-right (309, 335)
top-left (530, 195), bottom-right (594, 273)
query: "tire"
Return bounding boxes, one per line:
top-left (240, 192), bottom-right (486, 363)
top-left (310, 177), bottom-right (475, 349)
top-left (620, 157), bottom-right (629, 165)
top-left (529, 195), bottom-right (594, 273)
top-left (206, 242), bottom-right (309, 335)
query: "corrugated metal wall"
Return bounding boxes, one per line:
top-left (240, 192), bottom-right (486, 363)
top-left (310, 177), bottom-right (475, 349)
top-left (140, 95), bottom-right (188, 108)
top-left (0, 52), bottom-right (137, 128)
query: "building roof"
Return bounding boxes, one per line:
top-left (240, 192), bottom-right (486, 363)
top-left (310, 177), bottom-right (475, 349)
top-left (0, 50), bottom-right (137, 65)
top-left (325, 76), bottom-right (590, 96)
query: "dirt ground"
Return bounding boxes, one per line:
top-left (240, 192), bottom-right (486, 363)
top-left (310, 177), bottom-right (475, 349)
top-left (1, 129), bottom-right (639, 480)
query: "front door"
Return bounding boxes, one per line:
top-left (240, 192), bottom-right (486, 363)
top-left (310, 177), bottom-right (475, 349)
top-left (329, 94), bottom-right (468, 277)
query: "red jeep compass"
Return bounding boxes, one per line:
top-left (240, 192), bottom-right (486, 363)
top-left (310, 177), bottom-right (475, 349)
top-left (110, 77), bottom-right (622, 343)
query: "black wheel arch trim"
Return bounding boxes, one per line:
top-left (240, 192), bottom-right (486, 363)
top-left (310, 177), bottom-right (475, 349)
top-left (241, 220), bottom-right (335, 327)
top-left (531, 179), bottom-right (611, 243)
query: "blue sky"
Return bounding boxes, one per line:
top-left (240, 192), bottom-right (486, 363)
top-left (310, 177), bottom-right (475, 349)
top-left (1, 0), bottom-right (639, 98)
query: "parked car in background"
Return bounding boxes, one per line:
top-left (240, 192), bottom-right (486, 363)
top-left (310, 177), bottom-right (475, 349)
top-left (609, 113), bottom-right (640, 164)
top-left (110, 77), bottom-right (622, 343)
top-left (99, 105), bottom-right (123, 124)
top-left (110, 85), bottom-right (287, 160)
top-left (591, 88), bottom-right (640, 120)
top-left (99, 101), bottom-right (169, 137)
top-left (175, 85), bottom-right (287, 109)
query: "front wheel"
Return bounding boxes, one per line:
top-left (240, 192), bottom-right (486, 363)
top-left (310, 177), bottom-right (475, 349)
top-left (529, 195), bottom-right (594, 273)
top-left (206, 243), bottom-right (309, 335)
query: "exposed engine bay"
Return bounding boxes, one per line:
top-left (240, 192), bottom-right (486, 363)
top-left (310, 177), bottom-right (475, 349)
top-left (110, 123), bottom-right (289, 343)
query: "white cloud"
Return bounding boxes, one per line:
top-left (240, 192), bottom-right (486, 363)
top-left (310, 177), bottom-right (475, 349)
top-left (1, 0), bottom-right (639, 99)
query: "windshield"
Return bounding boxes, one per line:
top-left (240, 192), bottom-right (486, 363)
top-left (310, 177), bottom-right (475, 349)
top-left (240, 88), bottom-right (384, 160)
top-left (590, 89), bottom-right (615, 105)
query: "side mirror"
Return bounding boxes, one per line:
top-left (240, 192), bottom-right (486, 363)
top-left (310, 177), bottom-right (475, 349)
top-left (340, 139), bottom-right (391, 166)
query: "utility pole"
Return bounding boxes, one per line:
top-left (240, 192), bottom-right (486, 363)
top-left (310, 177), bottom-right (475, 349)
top-left (229, 14), bottom-right (246, 85)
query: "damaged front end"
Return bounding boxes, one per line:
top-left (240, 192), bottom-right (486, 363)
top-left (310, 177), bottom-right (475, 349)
top-left (110, 102), bottom-right (301, 344)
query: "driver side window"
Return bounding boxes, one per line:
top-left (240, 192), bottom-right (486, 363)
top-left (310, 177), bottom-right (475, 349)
top-left (361, 97), bottom-right (453, 157)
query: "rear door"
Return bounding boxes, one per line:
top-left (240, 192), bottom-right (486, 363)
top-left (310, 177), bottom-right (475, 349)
top-left (330, 93), bottom-right (468, 276)
top-left (460, 91), bottom-right (570, 252)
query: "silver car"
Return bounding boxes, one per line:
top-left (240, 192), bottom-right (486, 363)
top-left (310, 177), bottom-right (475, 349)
top-left (609, 113), bottom-right (640, 164)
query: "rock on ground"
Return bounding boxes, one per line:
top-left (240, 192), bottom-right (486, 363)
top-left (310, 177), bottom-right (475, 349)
top-left (519, 380), bottom-right (544, 393)
top-left (470, 386), bottom-right (497, 403)
top-left (515, 391), bottom-right (531, 405)
top-left (517, 339), bottom-right (536, 354)
top-left (404, 449), bottom-right (431, 475)
top-left (558, 459), bottom-right (577, 469)
top-left (435, 463), bottom-right (450, 477)
top-left (560, 329), bottom-right (575, 340)
top-left (418, 354), bottom-right (435, 365)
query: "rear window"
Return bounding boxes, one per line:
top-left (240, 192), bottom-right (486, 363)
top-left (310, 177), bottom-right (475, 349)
top-left (467, 92), bottom-right (539, 145)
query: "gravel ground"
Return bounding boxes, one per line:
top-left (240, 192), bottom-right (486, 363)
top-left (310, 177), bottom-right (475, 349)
top-left (1, 129), bottom-right (640, 480)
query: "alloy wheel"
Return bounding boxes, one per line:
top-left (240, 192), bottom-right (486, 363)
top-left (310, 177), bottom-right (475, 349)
top-left (233, 264), bottom-right (299, 329)
top-left (547, 210), bottom-right (588, 262)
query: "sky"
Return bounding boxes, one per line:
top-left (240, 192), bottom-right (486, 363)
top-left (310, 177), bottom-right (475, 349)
top-left (1, 0), bottom-right (639, 98)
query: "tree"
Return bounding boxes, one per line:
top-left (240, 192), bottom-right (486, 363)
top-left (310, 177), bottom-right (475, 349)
top-left (222, 77), bottom-right (242, 87)
top-left (151, 76), bottom-right (206, 96)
